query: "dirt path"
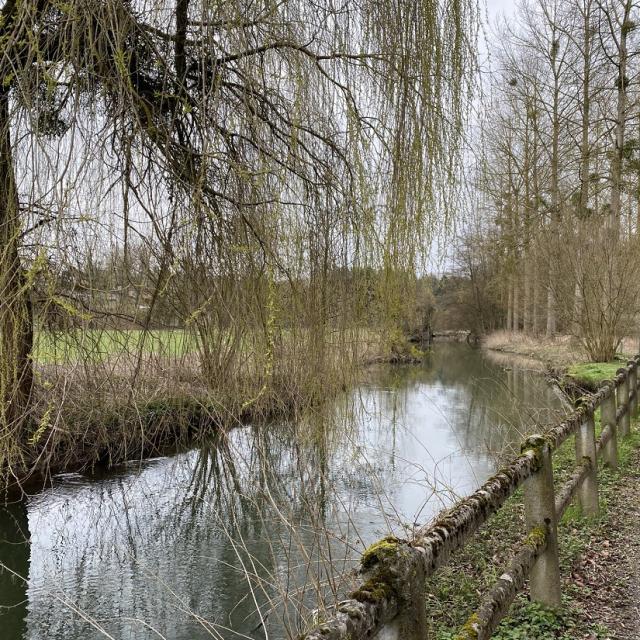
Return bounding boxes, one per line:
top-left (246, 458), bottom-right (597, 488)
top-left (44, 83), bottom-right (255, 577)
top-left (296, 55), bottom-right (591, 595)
top-left (571, 447), bottom-right (640, 639)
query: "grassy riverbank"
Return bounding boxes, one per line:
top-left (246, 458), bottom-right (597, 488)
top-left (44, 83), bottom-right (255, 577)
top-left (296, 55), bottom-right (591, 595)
top-left (8, 326), bottom-right (426, 490)
top-left (483, 331), bottom-right (588, 369)
top-left (484, 331), bottom-right (637, 389)
top-left (425, 396), bottom-right (640, 639)
top-left (33, 327), bottom-right (423, 365)
top-left (565, 362), bottom-right (624, 388)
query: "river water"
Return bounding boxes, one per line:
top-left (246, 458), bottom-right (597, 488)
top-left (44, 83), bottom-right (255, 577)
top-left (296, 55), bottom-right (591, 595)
top-left (0, 343), bottom-right (566, 640)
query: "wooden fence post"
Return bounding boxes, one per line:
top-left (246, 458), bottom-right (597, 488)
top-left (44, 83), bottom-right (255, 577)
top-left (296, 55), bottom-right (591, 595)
top-left (575, 409), bottom-right (599, 516)
top-left (617, 369), bottom-right (630, 438)
top-left (629, 361), bottom-right (638, 419)
top-left (601, 386), bottom-right (618, 469)
top-left (522, 435), bottom-right (561, 607)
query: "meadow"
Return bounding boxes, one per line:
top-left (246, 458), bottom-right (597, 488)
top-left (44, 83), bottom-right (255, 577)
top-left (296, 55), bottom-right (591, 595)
top-left (33, 329), bottom-right (198, 365)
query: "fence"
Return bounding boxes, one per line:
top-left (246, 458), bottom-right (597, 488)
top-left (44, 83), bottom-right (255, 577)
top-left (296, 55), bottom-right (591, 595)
top-left (301, 356), bottom-right (640, 640)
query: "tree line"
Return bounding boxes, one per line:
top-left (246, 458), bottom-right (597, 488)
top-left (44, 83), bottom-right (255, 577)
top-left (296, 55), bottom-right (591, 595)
top-left (458, 0), bottom-right (640, 361)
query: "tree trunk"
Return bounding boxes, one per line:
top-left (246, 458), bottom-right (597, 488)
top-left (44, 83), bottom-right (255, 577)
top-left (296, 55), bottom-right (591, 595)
top-left (637, 115), bottom-right (640, 234)
top-left (546, 30), bottom-right (560, 339)
top-left (609, 0), bottom-right (632, 234)
top-left (532, 243), bottom-right (540, 335)
top-left (512, 275), bottom-right (519, 332)
top-left (523, 104), bottom-right (532, 334)
top-left (573, 0), bottom-right (592, 339)
top-left (546, 280), bottom-right (556, 337)
top-left (572, 280), bottom-right (583, 337)
top-left (531, 98), bottom-right (540, 336)
top-left (0, 90), bottom-right (34, 440)
top-left (523, 248), bottom-right (532, 333)
top-left (579, 0), bottom-right (592, 218)
top-left (0, 501), bottom-right (30, 637)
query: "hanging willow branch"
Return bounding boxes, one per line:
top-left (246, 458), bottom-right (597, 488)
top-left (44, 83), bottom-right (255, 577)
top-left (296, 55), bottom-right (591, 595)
top-left (0, 0), bottom-right (477, 474)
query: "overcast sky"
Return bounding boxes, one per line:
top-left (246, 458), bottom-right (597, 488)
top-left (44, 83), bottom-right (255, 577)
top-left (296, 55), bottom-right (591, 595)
top-left (487, 0), bottom-right (517, 19)
top-left (479, 0), bottom-right (517, 65)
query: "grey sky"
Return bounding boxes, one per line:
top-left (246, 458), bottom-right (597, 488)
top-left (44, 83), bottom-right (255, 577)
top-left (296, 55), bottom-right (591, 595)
top-left (487, 0), bottom-right (517, 19)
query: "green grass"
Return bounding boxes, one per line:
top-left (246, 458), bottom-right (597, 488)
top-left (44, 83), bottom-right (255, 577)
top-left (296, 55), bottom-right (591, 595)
top-left (566, 361), bottom-right (624, 386)
top-left (33, 329), bottom-right (197, 364)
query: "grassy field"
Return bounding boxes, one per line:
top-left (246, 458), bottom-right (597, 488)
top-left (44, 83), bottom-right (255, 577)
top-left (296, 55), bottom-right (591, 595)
top-left (33, 329), bottom-right (197, 364)
top-left (32, 327), bottom-right (396, 366)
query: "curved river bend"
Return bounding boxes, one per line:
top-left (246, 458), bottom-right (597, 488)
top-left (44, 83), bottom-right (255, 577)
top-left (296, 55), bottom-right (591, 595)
top-left (0, 343), bottom-right (566, 639)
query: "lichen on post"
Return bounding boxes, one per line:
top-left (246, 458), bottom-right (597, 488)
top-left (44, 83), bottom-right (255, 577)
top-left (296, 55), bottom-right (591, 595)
top-left (617, 368), bottom-right (630, 437)
top-left (354, 538), bottom-right (427, 640)
top-left (300, 537), bottom-right (427, 640)
top-left (627, 360), bottom-right (638, 419)
top-left (575, 405), bottom-right (599, 516)
top-left (600, 383), bottom-right (618, 469)
top-left (521, 435), bottom-right (561, 607)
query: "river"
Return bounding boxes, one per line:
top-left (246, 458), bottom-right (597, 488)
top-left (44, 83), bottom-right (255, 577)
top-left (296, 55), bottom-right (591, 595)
top-left (0, 343), bottom-right (567, 639)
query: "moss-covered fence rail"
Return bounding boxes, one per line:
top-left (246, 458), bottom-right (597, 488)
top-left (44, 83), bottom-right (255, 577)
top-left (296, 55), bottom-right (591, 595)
top-left (300, 357), bottom-right (640, 640)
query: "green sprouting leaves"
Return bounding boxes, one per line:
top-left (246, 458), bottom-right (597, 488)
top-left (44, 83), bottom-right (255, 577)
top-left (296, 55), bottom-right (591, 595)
top-left (28, 403), bottom-right (53, 446)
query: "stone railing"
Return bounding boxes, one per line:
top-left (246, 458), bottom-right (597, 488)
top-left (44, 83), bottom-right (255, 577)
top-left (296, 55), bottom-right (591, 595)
top-left (300, 357), bottom-right (640, 640)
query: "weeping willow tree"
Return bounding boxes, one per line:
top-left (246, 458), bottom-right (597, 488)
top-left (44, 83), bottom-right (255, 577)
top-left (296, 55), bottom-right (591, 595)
top-left (0, 0), bottom-right (477, 475)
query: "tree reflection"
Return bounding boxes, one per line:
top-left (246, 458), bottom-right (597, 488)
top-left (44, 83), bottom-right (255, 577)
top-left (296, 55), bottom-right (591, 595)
top-left (0, 501), bottom-right (29, 638)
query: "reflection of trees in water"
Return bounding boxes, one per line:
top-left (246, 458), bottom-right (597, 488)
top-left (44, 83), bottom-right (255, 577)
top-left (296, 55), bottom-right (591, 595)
top-left (184, 411), bottom-right (395, 635)
top-left (0, 345), bottom-right (566, 640)
top-left (0, 502), bottom-right (29, 637)
top-left (465, 362), bottom-right (566, 461)
top-left (18, 408), bottom-right (387, 639)
top-left (371, 343), bottom-right (566, 463)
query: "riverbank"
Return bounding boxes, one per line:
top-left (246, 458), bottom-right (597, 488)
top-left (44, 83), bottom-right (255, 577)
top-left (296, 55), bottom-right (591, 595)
top-left (483, 331), bottom-right (640, 390)
top-left (7, 328), bottom-right (428, 493)
top-left (16, 363), bottom-right (312, 494)
top-left (483, 331), bottom-right (589, 369)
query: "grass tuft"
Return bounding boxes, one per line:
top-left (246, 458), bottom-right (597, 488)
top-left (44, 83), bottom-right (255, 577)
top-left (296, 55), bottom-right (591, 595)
top-left (566, 362), bottom-right (623, 387)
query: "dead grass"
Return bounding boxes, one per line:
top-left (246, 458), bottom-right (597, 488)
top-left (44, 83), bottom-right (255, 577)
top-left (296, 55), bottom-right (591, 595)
top-left (483, 331), bottom-right (588, 369)
top-left (2, 326), bottom-right (423, 491)
top-left (8, 326), bottom-right (404, 485)
top-left (484, 332), bottom-right (640, 375)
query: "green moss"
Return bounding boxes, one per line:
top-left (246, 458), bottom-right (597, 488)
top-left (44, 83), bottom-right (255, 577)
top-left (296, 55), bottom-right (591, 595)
top-left (455, 613), bottom-right (479, 639)
top-left (350, 577), bottom-right (395, 603)
top-left (351, 536), bottom-right (405, 605)
top-left (360, 536), bottom-right (401, 570)
top-left (520, 434), bottom-right (551, 470)
top-left (524, 525), bottom-right (546, 549)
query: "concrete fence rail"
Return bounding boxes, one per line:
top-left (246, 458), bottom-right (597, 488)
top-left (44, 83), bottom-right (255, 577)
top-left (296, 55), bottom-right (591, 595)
top-left (300, 356), bottom-right (640, 640)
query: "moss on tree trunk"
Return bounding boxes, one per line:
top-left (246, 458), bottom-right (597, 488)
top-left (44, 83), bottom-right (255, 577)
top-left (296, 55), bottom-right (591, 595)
top-left (0, 90), bottom-right (34, 450)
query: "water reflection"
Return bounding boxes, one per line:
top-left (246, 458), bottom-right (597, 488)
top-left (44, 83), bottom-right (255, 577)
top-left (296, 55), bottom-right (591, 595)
top-left (0, 502), bottom-right (29, 638)
top-left (0, 344), bottom-right (566, 639)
